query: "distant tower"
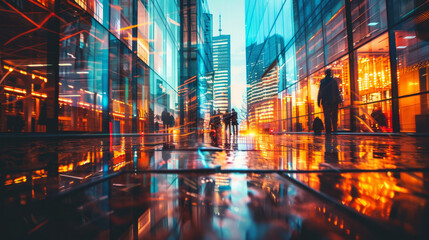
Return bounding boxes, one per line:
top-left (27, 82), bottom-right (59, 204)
top-left (219, 14), bottom-right (222, 36)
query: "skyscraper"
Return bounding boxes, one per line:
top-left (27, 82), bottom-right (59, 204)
top-left (180, 0), bottom-right (214, 132)
top-left (213, 33), bottom-right (231, 114)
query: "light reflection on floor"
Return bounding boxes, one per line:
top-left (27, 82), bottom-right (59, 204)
top-left (1, 134), bottom-right (429, 239)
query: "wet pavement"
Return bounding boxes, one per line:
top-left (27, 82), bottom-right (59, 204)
top-left (1, 133), bottom-right (429, 239)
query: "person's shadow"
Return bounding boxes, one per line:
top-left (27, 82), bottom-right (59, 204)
top-left (232, 135), bottom-right (238, 150)
top-left (324, 136), bottom-right (339, 164)
top-left (224, 132), bottom-right (231, 149)
top-left (319, 136), bottom-right (343, 200)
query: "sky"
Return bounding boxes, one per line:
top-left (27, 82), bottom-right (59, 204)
top-left (207, 0), bottom-right (246, 111)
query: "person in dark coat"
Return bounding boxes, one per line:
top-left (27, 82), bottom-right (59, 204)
top-left (169, 114), bottom-right (175, 128)
top-left (223, 109), bottom-right (231, 135)
top-left (231, 108), bottom-right (238, 135)
top-left (317, 69), bottom-right (342, 135)
top-left (161, 108), bottom-right (170, 132)
top-left (155, 121), bottom-right (160, 132)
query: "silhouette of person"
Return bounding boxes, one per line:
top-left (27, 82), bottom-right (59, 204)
top-left (154, 121), bottom-right (159, 132)
top-left (317, 69), bottom-right (342, 135)
top-left (169, 114), bottom-right (175, 128)
top-left (371, 106), bottom-right (387, 131)
top-left (231, 108), bottom-right (238, 135)
top-left (161, 108), bottom-right (170, 132)
top-left (223, 109), bottom-right (231, 136)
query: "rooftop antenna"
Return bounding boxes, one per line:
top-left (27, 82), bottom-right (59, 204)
top-left (219, 14), bottom-right (222, 36)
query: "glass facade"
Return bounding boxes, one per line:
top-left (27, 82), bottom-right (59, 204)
top-left (0, 0), bottom-right (180, 133)
top-left (246, 0), bottom-right (429, 133)
top-left (179, 0), bottom-right (214, 132)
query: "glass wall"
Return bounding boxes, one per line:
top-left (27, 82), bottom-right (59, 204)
top-left (0, 0), bottom-right (180, 133)
top-left (394, 13), bottom-right (429, 132)
top-left (179, 0), bottom-right (213, 132)
top-left (0, 1), bottom-right (51, 133)
top-left (246, 0), bottom-right (429, 133)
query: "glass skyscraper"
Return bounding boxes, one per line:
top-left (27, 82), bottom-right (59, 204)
top-left (0, 0), bottom-right (213, 134)
top-left (246, 0), bottom-right (429, 133)
top-left (213, 34), bottom-right (231, 114)
top-left (179, 0), bottom-right (214, 132)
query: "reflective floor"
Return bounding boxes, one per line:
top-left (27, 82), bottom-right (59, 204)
top-left (1, 134), bottom-right (429, 239)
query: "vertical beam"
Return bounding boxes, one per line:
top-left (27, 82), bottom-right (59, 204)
top-left (345, 0), bottom-right (357, 132)
top-left (385, 0), bottom-right (400, 133)
top-left (46, 0), bottom-right (60, 133)
top-left (102, 0), bottom-right (112, 134)
top-left (179, 0), bottom-right (185, 129)
top-left (132, 0), bottom-right (138, 133)
top-left (102, 38), bottom-right (111, 134)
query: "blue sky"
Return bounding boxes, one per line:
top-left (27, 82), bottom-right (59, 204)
top-left (208, 0), bottom-right (246, 111)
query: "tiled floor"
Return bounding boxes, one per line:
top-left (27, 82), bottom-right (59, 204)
top-left (1, 133), bottom-right (429, 239)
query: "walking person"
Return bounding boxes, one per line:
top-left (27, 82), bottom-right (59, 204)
top-left (161, 108), bottom-right (170, 133)
top-left (317, 69), bottom-right (342, 136)
top-left (169, 114), bottom-right (175, 128)
top-left (231, 108), bottom-right (238, 135)
top-left (223, 109), bottom-right (231, 136)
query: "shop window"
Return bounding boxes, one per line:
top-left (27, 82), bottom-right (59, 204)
top-left (395, 17), bottom-right (429, 133)
top-left (351, 0), bottom-right (387, 47)
top-left (395, 19), bottom-right (429, 97)
top-left (355, 34), bottom-right (392, 132)
top-left (356, 33), bottom-right (391, 104)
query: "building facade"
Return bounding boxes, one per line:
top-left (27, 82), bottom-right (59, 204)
top-left (179, 0), bottom-right (214, 132)
top-left (0, 0), bottom-right (181, 134)
top-left (213, 34), bottom-right (231, 113)
top-left (246, 0), bottom-right (429, 133)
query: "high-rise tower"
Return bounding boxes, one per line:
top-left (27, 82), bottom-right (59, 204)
top-left (212, 16), bottom-right (231, 113)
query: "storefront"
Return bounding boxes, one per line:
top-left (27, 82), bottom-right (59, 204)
top-left (246, 0), bottom-right (429, 133)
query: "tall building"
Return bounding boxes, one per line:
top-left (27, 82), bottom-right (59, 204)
top-left (179, 0), bottom-right (214, 132)
top-left (0, 0), bottom-right (180, 134)
top-left (246, 0), bottom-right (429, 133)
top-left (246, 35), bottom-right (284, 130)
top-left (204, 13), bottom-right (215, 117)
top-left (213, 34), bottom-right (231, 113)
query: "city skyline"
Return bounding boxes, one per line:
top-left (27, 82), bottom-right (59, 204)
top-left (208, 0), bottom-right (246, 113)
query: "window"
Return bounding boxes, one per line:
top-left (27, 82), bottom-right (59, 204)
top-left (351, 0), bottom-right (388, 47)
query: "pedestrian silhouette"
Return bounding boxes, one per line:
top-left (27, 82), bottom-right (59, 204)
top-left (161, 108), bottom-right (170, 132)
top-left (371, 106), bottom-right (387, 132)
top-left (169, 114), bottom-right (175, 128)
top-left (231, 108), bottom-right (238, 135)
top-left (317, 69), bottom-right (342, 135)
top-left (223, 109), bottom-right (231, 136)
top-left (155, 121), bottom-right (160, 132)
